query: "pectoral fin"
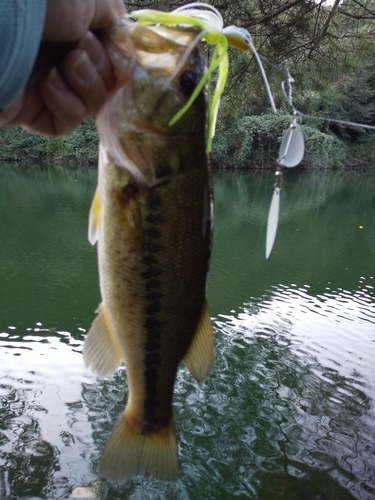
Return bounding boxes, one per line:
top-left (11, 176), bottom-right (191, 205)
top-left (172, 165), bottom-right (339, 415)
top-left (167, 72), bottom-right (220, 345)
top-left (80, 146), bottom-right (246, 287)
top-left (182, 300), bottom-right (214, 385)
top-left (88, 187), bottom-right (100, 245)
top-left (83, 304), bottom-right (123, 377)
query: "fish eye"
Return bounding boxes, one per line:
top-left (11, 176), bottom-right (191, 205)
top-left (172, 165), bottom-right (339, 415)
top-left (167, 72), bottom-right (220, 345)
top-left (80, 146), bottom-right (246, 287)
top-left (179, 71), bottom-right (199, 96)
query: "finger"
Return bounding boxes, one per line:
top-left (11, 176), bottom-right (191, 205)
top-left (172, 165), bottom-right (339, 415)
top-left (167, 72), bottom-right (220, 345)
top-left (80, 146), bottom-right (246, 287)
top-left (20, 67), bottom-right (88, 136)
top-left (60, 48), bottom-right (108, 115)
top-left (2, 38), bottom-right (112, 136)
top-left (37, 50), bottom-right (108, 135)
top-left (21, 50), bottom-right (106, 136)
top-left (0, 48), bottom-right (97, 135)
top-left (76, 32), bottom-right (115, 90)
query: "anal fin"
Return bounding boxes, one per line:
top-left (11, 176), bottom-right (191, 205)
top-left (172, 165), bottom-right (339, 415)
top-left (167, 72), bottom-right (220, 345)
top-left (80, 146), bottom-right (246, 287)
top-left (183, 300), bottom-right (214, 385)
top-left (83, 304), bottom-right (123, 377)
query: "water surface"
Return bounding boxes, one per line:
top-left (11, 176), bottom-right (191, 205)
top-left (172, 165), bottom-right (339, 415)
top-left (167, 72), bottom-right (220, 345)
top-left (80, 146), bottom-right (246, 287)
top-left (0, 165), bottom-right (374, 499)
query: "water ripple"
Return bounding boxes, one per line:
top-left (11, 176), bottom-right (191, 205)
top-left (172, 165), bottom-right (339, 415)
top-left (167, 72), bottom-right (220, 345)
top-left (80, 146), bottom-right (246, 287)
top-left (206, 282), bottom-right (375, 499)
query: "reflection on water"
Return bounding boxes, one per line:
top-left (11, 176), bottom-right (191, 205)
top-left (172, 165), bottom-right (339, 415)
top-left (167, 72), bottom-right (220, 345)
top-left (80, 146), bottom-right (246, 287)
top-left (214, 285), bottom-right (375, 499)
top-left (0, 332), bottom-right (96, 499)
top-left (0, 165), bottom-right (374, 499)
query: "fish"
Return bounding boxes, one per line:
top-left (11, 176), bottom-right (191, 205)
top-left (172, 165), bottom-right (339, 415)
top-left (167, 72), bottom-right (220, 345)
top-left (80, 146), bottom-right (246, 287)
top-left (83, 20), bottom-right (214, 482)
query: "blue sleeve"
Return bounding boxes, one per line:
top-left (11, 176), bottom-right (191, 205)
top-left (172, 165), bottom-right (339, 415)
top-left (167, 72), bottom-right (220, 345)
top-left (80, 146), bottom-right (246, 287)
top-left (0, 0), bottom-right (47, 111)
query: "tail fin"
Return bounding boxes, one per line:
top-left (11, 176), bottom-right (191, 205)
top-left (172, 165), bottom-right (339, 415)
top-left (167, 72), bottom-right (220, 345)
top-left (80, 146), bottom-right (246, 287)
top-left (98, 410), bottom-right (179, 482)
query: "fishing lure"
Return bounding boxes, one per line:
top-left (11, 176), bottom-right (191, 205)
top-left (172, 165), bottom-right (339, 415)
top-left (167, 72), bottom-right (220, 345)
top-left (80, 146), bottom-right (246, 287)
top-left (130, 3), bottom-right (275, 153)
top-left (129, 3), bottom-right (375, 259)
top-left (265, 67), bottom-right (375, 258)
top-left (266, 73), bottom-right (305, 258)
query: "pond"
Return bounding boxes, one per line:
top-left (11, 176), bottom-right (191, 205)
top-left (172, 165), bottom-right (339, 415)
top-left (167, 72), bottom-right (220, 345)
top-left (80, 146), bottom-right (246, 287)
top-left (0, 165), bottom-right (374, 499)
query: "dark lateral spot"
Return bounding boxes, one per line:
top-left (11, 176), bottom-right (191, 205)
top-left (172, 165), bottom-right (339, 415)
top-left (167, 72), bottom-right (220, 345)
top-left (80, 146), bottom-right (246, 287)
top-left (144, 241), bottom-right (163, 253)
top-left (144, 331), bottom-right (162, 351)
top-left (142, 255), bottom-right (158, 266)
top-left (147, 191), bottom-right (162, 210)
top-left (143, 358), bottom-right (159, 425)
top-left (144, 316), bottom-right (163, 335)
top-left (141, 267), bottom-right (161, 280)
top-left (143, 296), bottom-right (163, 425)
top-left (145, 213), bottom-right (164, 224)
top-left (144, 302), bottom-right (161, 316)
top-left (145, 356), bottom-right (159, 375)
top-left (145, 279), bottom-right (161, 291)
top-left (145, 291), bottom-right (162, 302)
top-left (144, 227), bottom-right (162, 239)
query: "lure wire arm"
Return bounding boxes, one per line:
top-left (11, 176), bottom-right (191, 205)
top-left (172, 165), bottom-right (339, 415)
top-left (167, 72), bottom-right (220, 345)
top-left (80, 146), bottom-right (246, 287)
top-left (249, 39), bottom-right (277, 114)
top-left (280, 69), bottom-right (375, 131)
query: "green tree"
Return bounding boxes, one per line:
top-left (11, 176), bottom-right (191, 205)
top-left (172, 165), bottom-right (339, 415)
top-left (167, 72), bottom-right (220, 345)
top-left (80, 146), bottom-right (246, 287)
top-left (1, 0), bottom-right (375, 169)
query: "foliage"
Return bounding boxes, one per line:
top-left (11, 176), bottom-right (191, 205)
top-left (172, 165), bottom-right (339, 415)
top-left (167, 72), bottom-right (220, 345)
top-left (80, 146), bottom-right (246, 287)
top-left (0, 118), bottom-right (98, 166)
top-left (1, 0), bottom-right (375, 169)
top-left (211, 114), bottom-right (348, 170)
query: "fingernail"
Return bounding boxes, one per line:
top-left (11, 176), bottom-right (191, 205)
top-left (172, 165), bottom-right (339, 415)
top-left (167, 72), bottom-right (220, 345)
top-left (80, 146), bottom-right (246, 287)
top-left (49, 67), bottom-right (69, 94)
top-left (77, 32), bottom-right (104, 68)
top-left (73, 50), bottom-right (96, 83)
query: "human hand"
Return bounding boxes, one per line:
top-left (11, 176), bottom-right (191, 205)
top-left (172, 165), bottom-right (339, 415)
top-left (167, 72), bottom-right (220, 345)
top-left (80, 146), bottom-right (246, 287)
top-left (0, 0), bottom-right (126, 136)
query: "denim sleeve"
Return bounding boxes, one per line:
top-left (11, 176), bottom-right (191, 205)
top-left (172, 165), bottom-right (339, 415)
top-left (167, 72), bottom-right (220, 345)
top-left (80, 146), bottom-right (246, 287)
top-left (0, 0), bottom-right (47, 111)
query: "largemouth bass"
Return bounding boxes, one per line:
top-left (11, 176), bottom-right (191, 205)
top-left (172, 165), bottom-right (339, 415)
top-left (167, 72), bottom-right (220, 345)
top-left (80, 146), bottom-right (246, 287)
top-left (84, 21), bottom-right (214, 482)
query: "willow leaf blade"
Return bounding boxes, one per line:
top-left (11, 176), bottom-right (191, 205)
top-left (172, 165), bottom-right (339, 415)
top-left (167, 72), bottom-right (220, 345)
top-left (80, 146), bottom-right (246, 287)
top-left (266, 186), bottom-right (281, 259)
